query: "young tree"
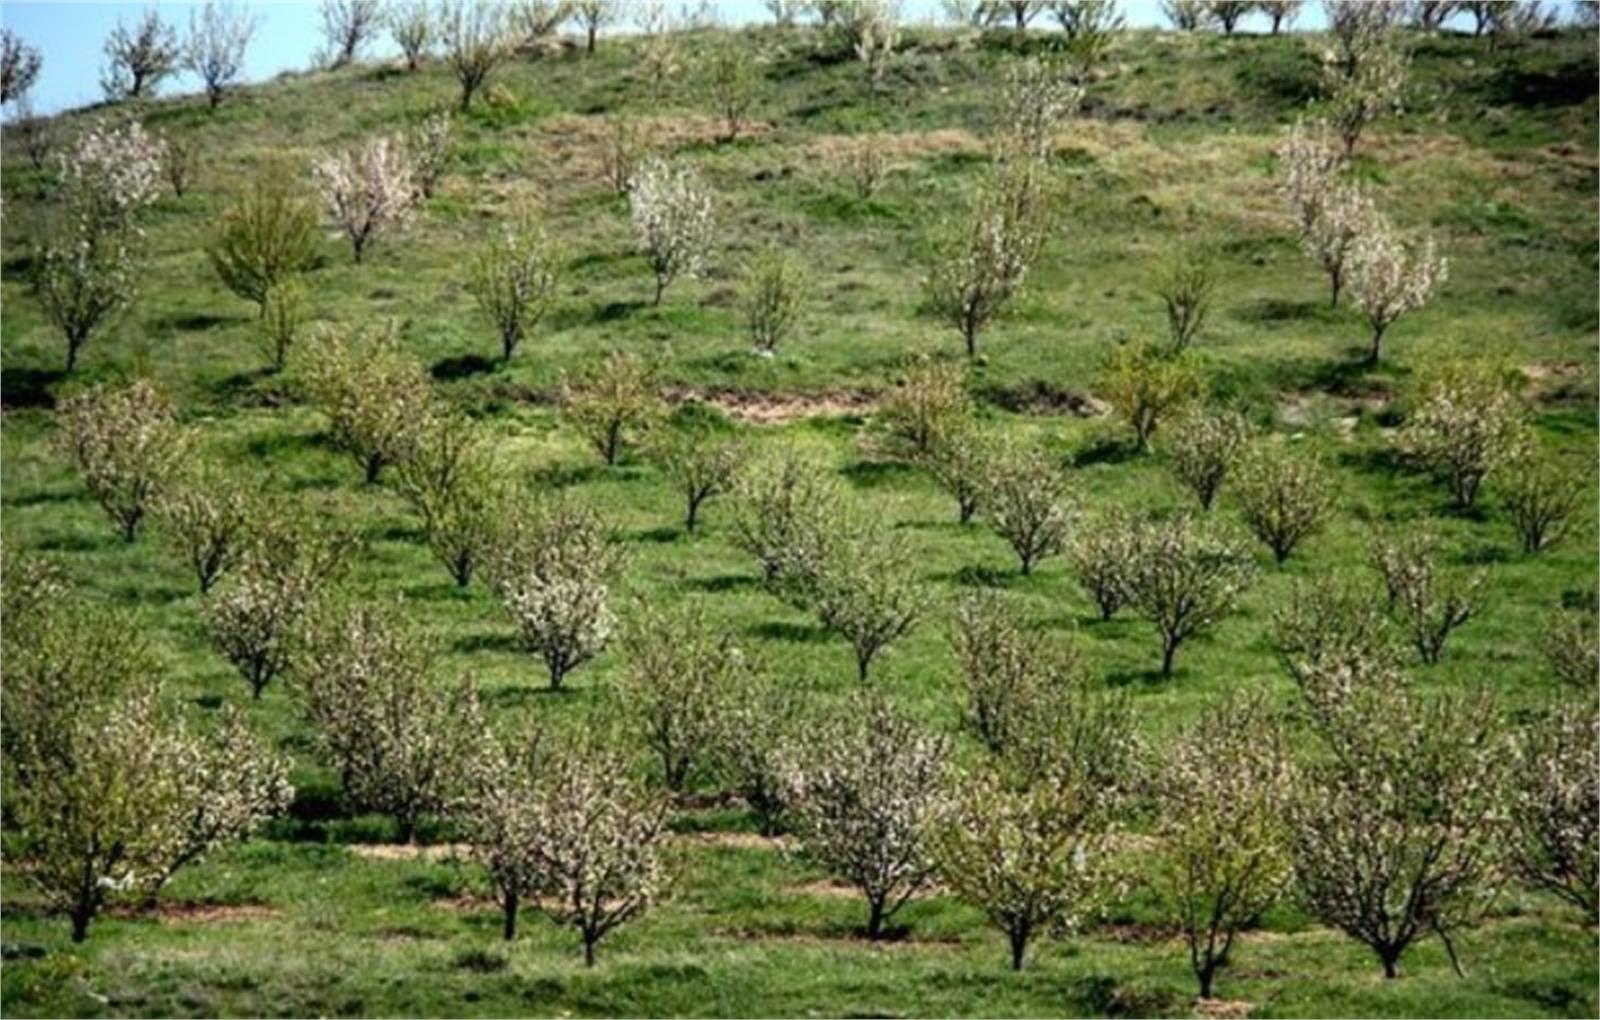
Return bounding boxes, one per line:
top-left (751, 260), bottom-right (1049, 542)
top-left (1278, 118), bottom-right (1356, 306)
top-left (160, 131), bottom-right (200, 197)
top-left (703, 40), bottom-right (760, 142)
top-left (258, 278), bottom-right (307, 372)
top-left (1, 28), bottom-right (43, 105)
top-left (1304, 183), bottom-right (1375, 311)
top-left (396, 410), bottom-right (506, 587)
top-left (1367, 525), bottom-right (1487, 665)
top-left (1067, 505), bottom-right (1137, 620)
top-left (831, 0), bottom-right (901, 91)
top-left (983, 440), bottom-right (1075, 575)
top-left (1161, 0), bottom-right (1210, 29)
top-left (487, 497), bottom-right (625, 689)
top-left (155, 458), bottom-right (255, 593)
top-left (1259, 0), bottom-right (1302, 32)
top-left (1400, 360), bottom-right (1526, 508)
top-left (292, 599), bottom-right (475, 842)
top-left (628, 158), bottom-right (715, 305)
top-left (314, 134), bottom-right (418, 263)
top-left (950, 589), bottom-right (1082, 753)
top-left (302, 325), bottom-right (432, 483)
top-left (1166, 405), bottom-right (1252, 511)
top-left (923, 420), bottom-right (993, 525)
top-left (456, 704), bottom-right (545, 942)
top-left (1051, 1), bottom-right (1125, 81)
top-left (1097, 340), bottom-right (1203, 451)
top-left (101, 9), bottom-right (180, 100)
top-left (742, 248), bottom-right (805, 354)
top-left (1319, 2), bottom-right (1408, 157)
top-left (1232, 439), bottom-right (1337, 564)
top-left (638, 2), bottom-right (682, 102)
top-left (1501, 447), bottom-right (1583, 554)
top-left (1544, 601), bottom-right (1599, 689)
top-left (57, 379), bottom-right (190, 542)
top-left (1124, 514), bottom-right (1256, 676)
top-left (1201, 0), bottom-right (1253, 31)
top-left (995, 57), bottom-right (1080, 161)
top-left (785, 695), bottom-right (951, 939)
top-left (183, 1), bottom-right (257, 108)
top-left (601, 114), bottom-right (647, 196)
top-left (1344, 213), bottom-right (1447, 365)
top-left (714, 666), bottom-right (803, 835)
top-left (389, 0), bottom-right (434, 70)
top-left (574, 0), bottom-right (616, 54)
top-left (620, 600), bottom-right (747, 791)
top-left (469, 213), bottom-right (560, 363)
top-left (208, 161), bottom-right (320, 317)
top-left (410, 111), bottom-right (454, 199)
top-left (1155, 694), bottom-right (1292, 999)
top-left (730, 450), bottom-right (845, 589)
top-left (647, 416), bottom-right (746, 533)
top-left (1154, 241), bottom-right (1215, 354)
top-left (560, 350), bottom-right (663, 465)
top-left (515, 0), bottom-right (574, 48)
top-left (440, 0), bottom-right (515, 110)
top-left (8, 99), bottom-right (56, 170)
top-left (874, 357), bottom-right (972, 461)
top-left (1508, 702), bottom-right (1598, 919)
top-left (811, 520), bottom-right (927, 681)
top-left (320, 0), bottom-right (381, 67)
top-left (840, 132), bottom-right (889, 199)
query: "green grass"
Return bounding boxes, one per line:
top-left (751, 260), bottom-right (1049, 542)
top-left (1, 21), bottom-right (1596, 1019)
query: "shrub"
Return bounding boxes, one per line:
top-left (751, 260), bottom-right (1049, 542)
top-left (292, 599), bottom-right (475, 841)
top-left (1273, 577), bottom-right (1400, 688)
top-left (487, 496), bottom-right (624, 689)
top-left (1, 28), bottom-right (43, 104)
top-left (950, 589), bottom-right (1076, 753)
top-left (1124, 514), bottom-right (1256, 676)
top-left (704, 40), bottom-right (760, 141)
top-left (628, 157), bottom-right (714, 305)
top-left (160, 131), bottom-right (200, 196)
top-left (1232, 438), bottom-right (1337, 564)
top-left (714, 667), bottom-right (802, 835)
top-left (396, 410), bottom-right (505, 587)
top-left (57, 379), bottom-right (190, 542)
top-left (314, 133), bottom-right (418, 263)
top-left (208, 162), bottom-right (320, 315)
top-left (620, 600), bottom-right (747, 792)
top-left (601, 114), bottom-right (646, 195)
top-left (410, 111), bottom-right (453, 198)
top-left (875, 357), bottom-right (972, 461)
top-left (469, 213), bottom-right (559, 363)
top-left (742, 248), bottom-right (805, 354)
top-left (183, 1), bottom-right (256, 108)
top-left (1344, 211), bottom-right (1447, 366)
top-left (840, 132), bottom-right (888, 199)
top-left (101, 9), bottom-right (179, 100)
top-left (811, 520), bottom-right (926, 681)
top-left (1508, 702), bottom-right (1598, 919)
top-left (1401, 360), bottom-right (1527, 509)
top-left (388, 0), bottom-right (433, 69)
top-left (257, 278), bottom-right (307, 372)
top-left (1544, 602), bottom-right (1598, 688)
top-left (1097, 340), bottom-right (1202, 451)
top-left (785, 694), bottom-right (950, 939)
top-left (729, 450), bottom-right (844, 588)
top-left (1155, 693), bottom-right (1292, 999)
top-left (831, 0), bottom-right (900, 90)
top-left (647, 418), bottom-right (745, 533)
top-left (1368, 525), bottom-right (1486, 664)
top-left (302, 325), bottom-right (432, 484)
top-left (923, 420), bottom-right (993, 525)
top-left (1154, 241), bottom-right (1215, 354)
top-left (983, 440), bottom-right (1075, 575)
top-left (319, 0), bottom-right (381, 67)
top-left (441, 0), bottom-right (515, 110)
top-left (1067, 505), bottom-right (1137, 620)
top-left (155, 458), bottom-right (255, 593)
top-left (3, 586), bottom-right (289, 942)
top-left (560, 350), bottom-right (663, 466)
top-left (1166, 406), bottom-right (1251, 511)
top-left (1501, 448), bottom-right (1582, 554)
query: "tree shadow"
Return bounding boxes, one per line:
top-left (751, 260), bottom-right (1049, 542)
top-left (748, 619), bottom-right (832, 644)
top-left (154, 311), bottom-right (234, 333)
top-left (686, 573), bottom-right (756, 595)
top-left (0, 367), bottom-right (63, 409)
top-left (431, 353), bottom-right (499, 380)
top-left (1070, 436), bottom-right (1140, 469)
top-left (594, 299), bottom-right (645, 323)
top-left (452, 632), bottom-right (521, 655)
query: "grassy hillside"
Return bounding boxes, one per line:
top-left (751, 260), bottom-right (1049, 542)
top-left (1, 19), bottom-right (1597, 1019)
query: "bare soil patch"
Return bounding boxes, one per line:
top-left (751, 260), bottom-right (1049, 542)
top-left (1195, 997), bottom-right (1255, 1019)
top-left (109, 901), bottom-right (279, 925)
top-left (673, 386), bottom-right (878, 424)
top-left (678, 831), bottom-right (787, 851)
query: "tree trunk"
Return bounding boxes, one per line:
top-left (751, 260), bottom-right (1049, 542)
top-left (1365, 324), bottom-right (1386, 367)
top-left (1161, 637), bottom-right (1178, 676)
top-left (1381, 951), bottom-right (1400, 979)
top-left (1009, 926), bottom-right (1030, 971)
top-left (1198, 960), bottom-right (1216, 998)
top-left (652, 276), bottom-right (665, 306)
top-left (685, 495), bottom-right (702, 533)
top-left (502, 890), bottom-right (519, 941)
top-left (364, 456), bottom-right (384, 485)
top-left (865, 896), bottom-right (886, 939)
top-left (66, 333), bottom-right (84, 373)
top-left (586, 25), bottom-right (597, 54)
top-left (1329, 269), bottom-right (1342, 308)
top-left (856, 651), bottom-right (871, 682)
top-left (583, 933), bottom-right (598, 966)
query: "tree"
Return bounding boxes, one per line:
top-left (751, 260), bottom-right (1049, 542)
top-left (766, 0), bottom-right (809, 25)
top-left (57, 379), bottom-right (189, 542)
top-left (1067, 505), bottom-right (1137, 620)
top-left (995, 57), bottom-right (1081, 161)
top-left (209, 162), bottom-right (320, 318)
top-left (1155, 694), bottom-right (1292, 998)
top-left (714, 666), bottom-right (802, 835)
top-left (1367, 524), bottom-right (1486, 665)
top-left (258, 278), bottom-right (307, 372)
top-left (1344, 212), bottom-right (1447, 365)
top-left (469, 213), bottom-right (560, 363)
top-left (1124, 514), bottom-right (1256, 676)
top-left (389, 0), bottom-right (434, 69)
top-left (560, 350), bottom-right (663, 465)
top-left (730, 450), bottom-right (845, 589)
top-left (160, 131), bottom-right (200, 197)
top-left (950, 589), bottom-right (1083, 752)
top-left (1259, 0), bottom-right (1303, 32)
top-left (320, 0), bottom-right (381, 67)
top-left (647, 415), bottom-right (746, 533)
top-left (516, 0), bottom-right (574, 48)
top-left (601, 114), bottom-right (647, 195)
top-left (874, 357), bottom-right (972, 461)
top-left (1278, 118), bottom-right (1370, 308)
top-left (440, 0), bottom-right (515, 110)
top-left (1204, 0), bottom-right (1255, 31)
top-left (1, 28), bottom-right (42, 105)
top-left (574, 0), bottom-right (616, 54)
top-left (8, 99), bottom-right (56, 170)
top-left (410, 111), bottom-right (454, 198)
top-left (101, 9), bottom-right (180, 100)
top-left (620, 600), bottom-right (746, 791)
top-left (1097, 340), bottom-right (1203, 451)
top-left (456, 703), bottom-right (545, 942)
top-left (1154, 241), bottom-right (1214, 353)
top-left (628, 158), bottom-right (714, 305)
top-left (1501, 447), bottom-right (1582, 554)
top-left (923, 420), bottom-right (993, 525)
top-left (1400, 360), bottom-right (1526, 508)
top-left (983, 440), bottom-right (1074, 575)
top-left (1409, 0), bottom-right (1459, 31)
top-left (811, 520), bottom-right (926, 680)
top-left (1544, 601), bottom-right (1598, 689)
top-left (840, 132), bottom-right (889, 199)
top-left (1288, 651), bottom-right (1507, 979)
top-left (923, 160), bottom-right (1052, 357)
top-left (396, 410), bottom-right (506, 587)
top-left (638, 2), bottom-right (682, 102)
top-left (155, 458), bottom-right (255, 593)
top-left (831, 0), bottom-right (900, 90)
top-left (314, 133), bottom-right (418, 263)
top-left (704, 40), bottom-right (760, 142)
top-left (1051, 1), bottom-right (1124, 81)
top-left (3, 584), bottom-right (289, 942)
top-left (1166, 406), bottom-right (1251, 511)
top-left (302, 325), bottom-right (432, 483)
top-left (1233, 439), bottom-right (1337, 563)
top-left (292, 599), bottom-right (475, 842)
top-left (1319, 2), bottom-right (1408, 157)
top-left (183, 2), bottom-right (256, 108)
top-left (742, 248), bottom-right (805, 354)
top-left (1508, 702), bottom-right (1598, 919)
top-left (785, 695), bottom-right (951, 938)
top-left (487, 497), bottom-right (624, 689)
top-left (1161, 0), bottom-right (1210, 29)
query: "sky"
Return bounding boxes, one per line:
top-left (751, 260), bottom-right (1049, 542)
top-left (0, 1), bottom-right (1583, 118)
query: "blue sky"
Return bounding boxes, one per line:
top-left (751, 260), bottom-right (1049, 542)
top-left (0, 1), bottom-right (1579, 118)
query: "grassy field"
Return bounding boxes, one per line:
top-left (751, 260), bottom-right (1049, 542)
top-left (1, 16), bottom-right (1597, 1019)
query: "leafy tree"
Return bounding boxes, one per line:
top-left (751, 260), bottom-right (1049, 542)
top-left (1097, 340), bottom-right (1202, 451)
top-left (155, 457), bottom-right (255, 593)
top-left (923, 419), bottom-right (993, 525)
top-left (209, 162), bottom-right (320, 316)
top-left (396, 410), bottom-right (506, 587)
top-left (560, 350), bottom-right (663, 465)
top-left (1345, 211), bottom-right (1447, 365)
top-left (874, 357), bottom-right (972, 461)
top-left (647, 415), bottom-right (746, 533)
top-left (469, 213), bottom-right (560, 363)
top-left (1154, 241), bottom-right (1215, 353)
top-left (1400, 360), bottom-right (1525, 509)
top-left (302, 325), bottom-right (432, 483)
top-left (742, 248), bottom-right (805, 354)
top-left (1166, 405), bottom-right (1251, 511)
top-left (1067, 505), bottom-right (1137, 620)
top-left (1124, 514), bottom-right (1256, 675)
top-left (1508, 702), bottom-right (1598, 919)
top-left (314, 133), bottom-right (418, 263)
top-left (704, 40), bottom-right (760, 141)
top-left (1232, 438), bottom-right (1337, 563)
top-left (101, 9), bottom-right (180, 100)
top-left (729, 449), bottom-right (844, 588)
top-left (57, 378), bottom-right (190, 542)
top-left (811, 519), bottom-right (926, 681)
top-left (1368, 524), bottom-right (1486, 665)
top-left (983, 439), bottom-right (1075, 575)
